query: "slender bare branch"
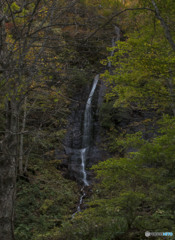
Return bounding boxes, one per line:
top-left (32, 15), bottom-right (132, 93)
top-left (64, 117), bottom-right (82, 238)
top-left (85, 8), bottom-right (155, 42)
top-left (151, 0), bottom-right (175, 51)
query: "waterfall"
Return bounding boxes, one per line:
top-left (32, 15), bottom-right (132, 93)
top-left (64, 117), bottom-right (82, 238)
top-left (78, 26), bottom-right (120, 187)
top-left (108, 25), bottom-right (120, 68)
top-left (71, 26), bottom-right (120, 216)
top-left (80, 148), bottom-right (88, 186)
top-left (72, 75), bottom-right (99, 217)
top-left (82, 75), bottom-right (99, 148)
top-left (80, 74), bottom-right (99, 186)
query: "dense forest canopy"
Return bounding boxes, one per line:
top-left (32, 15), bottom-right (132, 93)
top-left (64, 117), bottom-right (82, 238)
top-left (0, 0), bottom-right (175, 239)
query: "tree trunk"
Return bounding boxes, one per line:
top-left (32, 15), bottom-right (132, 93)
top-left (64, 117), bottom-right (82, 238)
top-left (19, 96), bottom-right (27, 175)
top-left (0, 100), bottom-right (17, 240)
top-left (167, 72), bottom-right (175, 117)
top-left (0, 5), bottom-right (16, 240)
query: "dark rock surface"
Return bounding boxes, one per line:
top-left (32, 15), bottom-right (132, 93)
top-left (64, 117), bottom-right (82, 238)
top-left (63, 77), bottom-right (109, 184)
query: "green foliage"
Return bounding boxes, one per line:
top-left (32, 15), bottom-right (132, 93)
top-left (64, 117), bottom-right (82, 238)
top-left (56, 205), bottom-right (128, 240)
top-left (88, 117), bottom-right (175, 239)
top-left (11, 2), bottom-right (20, 12)
top-left (15, 159), bottom-right (79, 240)
top-left (108, 131), bottom-right (146, 153)
top-left (68, 67), bottom-right (90, 88)
top-left (103, 9), bottom-right (175, 113)
top-left (7, 1), bottom-right (175, 240)
top-left (99, 101), bottom-right (115, 129)
top-left (50, 116), bottom-right (174, 240)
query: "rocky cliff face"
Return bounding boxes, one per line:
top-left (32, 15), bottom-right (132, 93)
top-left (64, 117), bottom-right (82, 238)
top-left (63, 77), bottom-right (109, 184)
top-left (62, 25), bottom-right (121, 185)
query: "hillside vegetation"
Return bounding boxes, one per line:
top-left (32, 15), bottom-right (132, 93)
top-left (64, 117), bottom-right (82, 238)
top-left (0, 0), bottom-right (174, 240)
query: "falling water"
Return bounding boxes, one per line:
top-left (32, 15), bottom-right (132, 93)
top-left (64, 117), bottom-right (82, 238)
top-left (107, 37), bottom-right (115, 68)
top-left (80, 148), bottom-right (89, 186)
top-left (72, 26), bottom-right (120, 216)
top-left (80, 74), bottom-right (99, 186)
top-left (108, 25), bottom-right (120, 68)
top-left (72, 75), bottom-right (99, 217)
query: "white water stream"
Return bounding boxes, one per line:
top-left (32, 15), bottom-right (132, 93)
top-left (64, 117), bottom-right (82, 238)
top-left (80, 74), bottom-right (99, 186)
top-left (108, 25), bottom-right (120, 68)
